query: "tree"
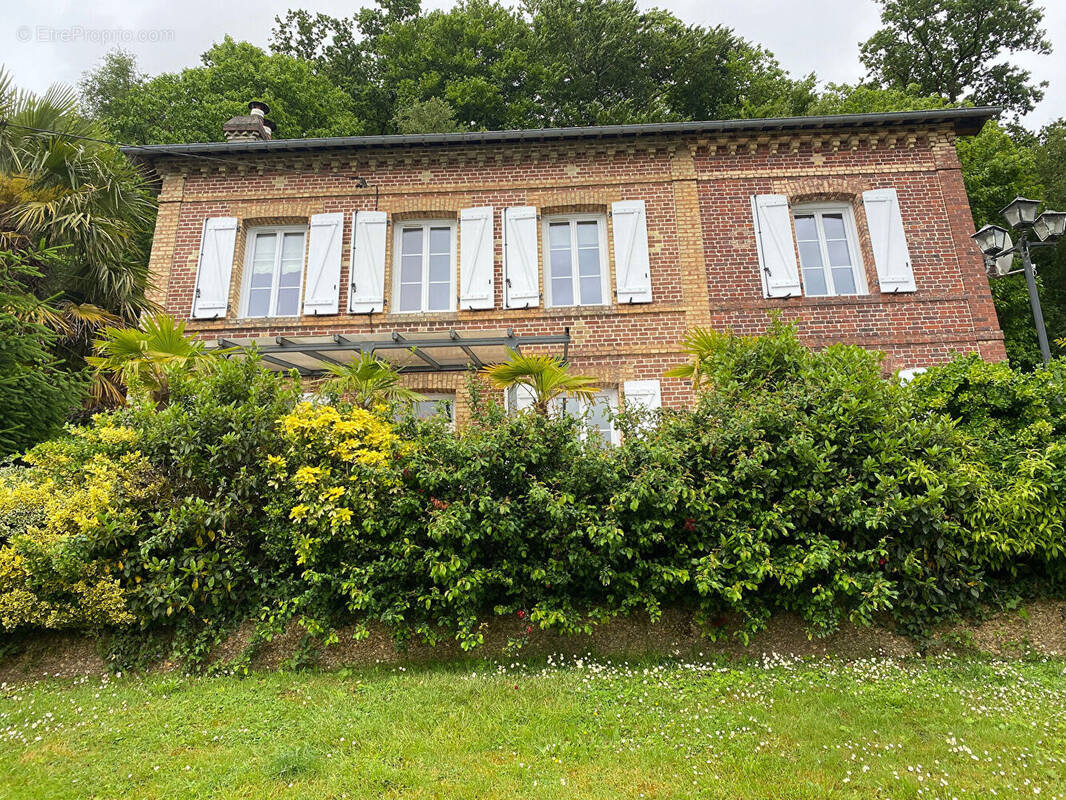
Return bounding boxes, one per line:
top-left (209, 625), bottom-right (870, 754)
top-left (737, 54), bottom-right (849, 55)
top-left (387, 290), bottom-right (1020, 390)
top-left (0, 313), bottom-right (86, 456)
top-left (393, 97), bottom-right (463, 134)
top-left (482, 350), bottom-right (598, 416)
top-left (859, 0), bottom-right (1051, 117)
top-left (87, 315), bottom-right (219, 407)
top-left (79, 40), bottom-right (364, 144)
top-left (321, 351), bottom-right (423, 409)
top-left (0, 68), bottom-right (155, 323)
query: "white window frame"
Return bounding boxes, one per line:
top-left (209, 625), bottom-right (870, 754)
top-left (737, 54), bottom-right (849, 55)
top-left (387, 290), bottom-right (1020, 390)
top-left (411, 392), bottom-right (456, 428)
top-left (791, 203), bottom-right (868, 298)
top-left (239, 225), bottom-right (308, 318)
top-left (392, 219), bottom-right (457, 313)
top-left (542, 213), bottom-right (610, 308)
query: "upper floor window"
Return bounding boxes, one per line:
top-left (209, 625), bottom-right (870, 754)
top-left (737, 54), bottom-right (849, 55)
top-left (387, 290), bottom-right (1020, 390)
top-left (792, 204), bottom-right (866, 297)
top-left (395, 221), bottom-right (456, 313)
top-left (241, 226), bottom-right (307, 318)
top-left (543, 215), bottom-right (609, 308)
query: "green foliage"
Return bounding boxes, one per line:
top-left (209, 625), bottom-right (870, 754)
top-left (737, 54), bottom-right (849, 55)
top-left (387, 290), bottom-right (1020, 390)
top-left (393, 97), bottom-right (462, 134)
top-left (859, 0), bottom-right (1051, 117)
top-left (0, 313), bottom-right (86, 456)
top-left (4, 324), bottom-right (1066, 659)
top-left (79, 38), bottom-right (364, 144)
top-left (911, 355), bottom-right (1066, 578)
top-left (321, 351), bottom-right (423, 409)
top-left (87, 313), bottom-right (221, 406)
top-left (482, 349), bottom-right (599, 415)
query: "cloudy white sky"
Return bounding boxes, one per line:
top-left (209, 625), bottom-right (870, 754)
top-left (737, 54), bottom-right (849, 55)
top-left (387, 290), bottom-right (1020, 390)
top-left (2, 0), bottom-right (1064, 129)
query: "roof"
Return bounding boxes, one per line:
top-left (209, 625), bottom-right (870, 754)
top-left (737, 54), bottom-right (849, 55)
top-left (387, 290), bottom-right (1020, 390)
top-left (120, 107), bottom-right (999, 161)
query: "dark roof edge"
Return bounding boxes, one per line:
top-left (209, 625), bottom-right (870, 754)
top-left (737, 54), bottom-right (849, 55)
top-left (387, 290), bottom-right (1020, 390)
top-left (120, 107), bottom-right (1000, 160)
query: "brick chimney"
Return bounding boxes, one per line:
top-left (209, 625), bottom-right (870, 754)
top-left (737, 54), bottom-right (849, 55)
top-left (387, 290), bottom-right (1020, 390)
top-left (222, 101), bottom-right (277, 142)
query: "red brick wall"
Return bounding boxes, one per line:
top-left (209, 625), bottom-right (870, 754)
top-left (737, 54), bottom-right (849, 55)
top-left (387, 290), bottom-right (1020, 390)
top-left (144, 123), bottom-right (1004, 416)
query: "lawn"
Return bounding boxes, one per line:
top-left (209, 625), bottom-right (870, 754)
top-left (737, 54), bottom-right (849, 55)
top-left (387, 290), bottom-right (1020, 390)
top-left (1, 654), bottom-right (1064, 799)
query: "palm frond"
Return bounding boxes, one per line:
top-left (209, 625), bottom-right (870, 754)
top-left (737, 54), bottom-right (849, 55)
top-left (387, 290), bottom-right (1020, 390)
top-left (322, 352), bottom-right (423, 409)
top-left (482, 350), bottom-right (598, 414)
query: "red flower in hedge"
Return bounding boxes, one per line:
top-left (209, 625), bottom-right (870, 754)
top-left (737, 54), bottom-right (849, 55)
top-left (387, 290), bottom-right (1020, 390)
top-left (517, 610), bottom-right (526, 619)
top-left (683, 518), bottom-right (696, 533)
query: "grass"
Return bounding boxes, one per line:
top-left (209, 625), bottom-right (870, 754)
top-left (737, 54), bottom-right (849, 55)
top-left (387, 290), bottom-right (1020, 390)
top-left (1, 653), bottom-right (1065, 799)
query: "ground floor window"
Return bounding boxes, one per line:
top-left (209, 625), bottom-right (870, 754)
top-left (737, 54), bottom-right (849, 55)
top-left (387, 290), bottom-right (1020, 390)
top-left (410, 392), bottom-right (455, 426)
top-left (506, 386), bottom-right (618, 444)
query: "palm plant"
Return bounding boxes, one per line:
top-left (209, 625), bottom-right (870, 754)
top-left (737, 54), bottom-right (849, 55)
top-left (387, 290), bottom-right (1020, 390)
top-left (0, 68), bottom-right (155, 323)
top-left (481, 349), bottom-right (598, 416)
top-left (321, 352), bottom-right (424, 410)
top-left (87, 314), bottom-right (217, 406)
top-left (664, 327), bottom-right (721, 388)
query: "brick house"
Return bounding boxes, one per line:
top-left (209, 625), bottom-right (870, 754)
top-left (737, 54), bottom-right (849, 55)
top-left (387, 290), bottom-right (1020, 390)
top-left (124, 105), bottom-right (1003, 436)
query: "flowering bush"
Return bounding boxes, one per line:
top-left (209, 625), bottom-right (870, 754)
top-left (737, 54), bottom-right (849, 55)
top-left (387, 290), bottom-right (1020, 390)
top-left (0, 424), bottom-right (153, 630)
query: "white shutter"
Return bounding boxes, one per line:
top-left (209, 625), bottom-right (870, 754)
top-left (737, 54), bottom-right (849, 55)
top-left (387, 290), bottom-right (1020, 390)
top-left (503, 206), bottom-right (539, 308)
top-left (348, 211), bottom-right (387, 313)
top-left (191, 217), bottom-right (238, 319)
top-left (624, 379), bottom-right (661, 428)
top-left (459, 206), bottom-right (494, 310)
top-left (751, 195), bottom-right (802, 298)
top-left (302, 212), bottom-right (344, 315)
top-left (611, 200), bottom-right (653, 304)
top-left (863, 188), bottom-right (916, 293)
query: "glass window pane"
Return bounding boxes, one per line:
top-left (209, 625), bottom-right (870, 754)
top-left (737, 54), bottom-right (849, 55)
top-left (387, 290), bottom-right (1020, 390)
top-left (400, 255), bottom-right (422, 284)
top-left (428, 253), bottom-right (450, 284)
top-left (401, 227), bottom-right (423, 255)
top-left (579, 276), bottom-right (602, 305)
top-left (253, 232), bottom-right (277, 262)
top-left (821, 214), bottom-right (847, 240)
top-left (281, 232), bottom-right (305, 262)
top-left (576, 221), bottom-right (599, 247)
top-left (246, 288), bottom-right (270, 317)
top-left (551, 277), bottom-right (573, 306)
top-left (832, 267), bottom-right (857, 295)
top-left (793, 215), bottom-right (818, 241)
top-left (804, 268), bottom-right (828, 296)
top-left (550, 248), bottom-right (572, 279)
top-left (827, 239), bottom-right (852, 267)
top-left (279, 257), bottom-right (302, 287)
top-left (399, 283), bottom-right (422, 312)
top-left (428, 282), bottom-right (451, 311)
top-left (548, 223), bottom-right (570, 249)
top-left (276, 287), bottom-right (300, 316)
top-left (428, 227), bottom-right (451, 254)
top-left (578, 246), bottom-right (600, 277)
top-left (798, 241), bottom-right (824, 268)
top-left (250, 259), bottom-right (273, 289)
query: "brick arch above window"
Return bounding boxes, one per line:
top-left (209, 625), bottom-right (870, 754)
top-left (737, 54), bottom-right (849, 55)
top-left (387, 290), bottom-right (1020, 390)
top-left (390, 209), bottom-right (459, 223)
top-left (538, 201), bottom-right (608, 217)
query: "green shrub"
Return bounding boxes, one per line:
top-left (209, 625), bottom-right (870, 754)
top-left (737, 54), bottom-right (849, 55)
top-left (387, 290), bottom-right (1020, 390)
top-left (0, 313), bottom-right (86, 456)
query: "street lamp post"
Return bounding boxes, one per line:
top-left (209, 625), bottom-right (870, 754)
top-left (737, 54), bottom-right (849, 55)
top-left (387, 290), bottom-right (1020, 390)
top-left (972, 197), bottom-right (1066, 365)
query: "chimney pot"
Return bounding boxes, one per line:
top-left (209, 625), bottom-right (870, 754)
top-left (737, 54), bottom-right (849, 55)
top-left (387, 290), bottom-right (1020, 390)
top-left (222, 101), bottom-right (276, 142)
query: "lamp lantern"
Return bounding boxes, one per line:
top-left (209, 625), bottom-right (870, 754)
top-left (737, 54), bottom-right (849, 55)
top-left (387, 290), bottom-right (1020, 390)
top-left (1001, 197), bottom-right (1042, 229)
top-left (1033, 210), bottom-right (1066, 242)
top-left (972, 224), bottom-right (1011, 256)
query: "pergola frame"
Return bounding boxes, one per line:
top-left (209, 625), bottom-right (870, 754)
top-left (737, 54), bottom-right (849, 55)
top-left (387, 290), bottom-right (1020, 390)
top-left (214, 327), bottom-right (571, 377)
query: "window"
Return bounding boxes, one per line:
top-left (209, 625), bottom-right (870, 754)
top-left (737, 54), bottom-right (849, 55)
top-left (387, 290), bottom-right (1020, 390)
top-left (394, 221), bottom-right (456, 313)
top-left (507, 386), bottom-right (618, 445)
top-left (543, 215), bottom-right (608, 307)
top-left (412, 393), bottom-right (455, 426)
top-left (792, 205), bottom-right (866, 297)
top-left (241, 227), bottom-right (307, 317)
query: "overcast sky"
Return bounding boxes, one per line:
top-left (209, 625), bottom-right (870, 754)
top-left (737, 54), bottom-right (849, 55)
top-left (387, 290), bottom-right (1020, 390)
top-left (2, 0), bottom-right (1064, 129)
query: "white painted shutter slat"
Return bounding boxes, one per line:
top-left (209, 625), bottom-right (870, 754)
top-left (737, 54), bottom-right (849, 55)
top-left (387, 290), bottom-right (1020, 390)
top-left (863, 188), bottom-right (917, 293)
top-left (624, 379), bottom-right (661, 428)
top-left (611, 199), bottom-right (653, 304)
top-left (503, 206), bottom-right (539, 308)
top-left (348, 211), bottom-right (387, 313)
top-left (459, 206), bottom-right (494, 310)
top-left (751, 195), bottom-right (802, 298)
top-left (191, 217), bottom-right (238, 319)
top-left (302, 212), bottom-right (344, 315)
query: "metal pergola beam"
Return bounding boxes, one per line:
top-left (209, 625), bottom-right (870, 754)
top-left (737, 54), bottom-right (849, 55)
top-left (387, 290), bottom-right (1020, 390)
top-left (213, 330), bottom-right (571, 377)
